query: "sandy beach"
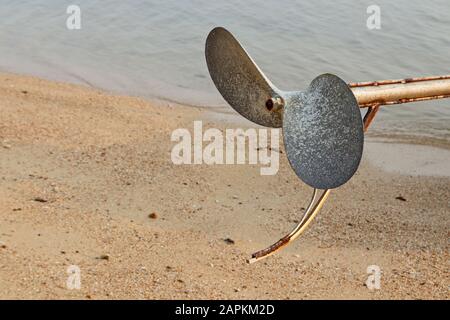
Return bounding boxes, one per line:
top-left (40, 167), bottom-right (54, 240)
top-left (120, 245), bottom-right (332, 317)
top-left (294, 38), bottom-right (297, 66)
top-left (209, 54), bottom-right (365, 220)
top-left (0, 72), bottom-right (448, 299)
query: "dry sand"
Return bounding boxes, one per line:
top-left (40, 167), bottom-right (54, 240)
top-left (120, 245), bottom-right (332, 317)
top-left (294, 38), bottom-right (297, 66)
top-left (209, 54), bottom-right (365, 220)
top-left (0, 72), bottom-right (448, 299)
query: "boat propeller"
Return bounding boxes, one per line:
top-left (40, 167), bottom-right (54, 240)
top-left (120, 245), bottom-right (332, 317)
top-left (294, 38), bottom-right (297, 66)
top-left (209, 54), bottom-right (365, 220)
top-left (205, 26), bottom-right (450, 262)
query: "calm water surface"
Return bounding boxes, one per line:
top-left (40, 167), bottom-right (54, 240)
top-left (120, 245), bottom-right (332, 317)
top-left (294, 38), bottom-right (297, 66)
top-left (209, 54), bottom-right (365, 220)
top-left (1, 0), bottom-right (449, 138)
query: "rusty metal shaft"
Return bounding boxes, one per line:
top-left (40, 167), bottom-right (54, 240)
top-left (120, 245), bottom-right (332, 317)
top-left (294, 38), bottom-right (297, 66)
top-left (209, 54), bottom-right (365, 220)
top-left (349, 75), bottom-right (450, 107)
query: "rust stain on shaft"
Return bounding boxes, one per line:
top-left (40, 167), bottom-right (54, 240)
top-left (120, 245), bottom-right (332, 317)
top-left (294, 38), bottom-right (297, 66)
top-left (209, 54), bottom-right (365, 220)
top-left (349, 75), bottom-right (450, 88)
top-left (349, 75), bottom-right (450, 108)
top-left (358, 94), bottom-right (450, 108)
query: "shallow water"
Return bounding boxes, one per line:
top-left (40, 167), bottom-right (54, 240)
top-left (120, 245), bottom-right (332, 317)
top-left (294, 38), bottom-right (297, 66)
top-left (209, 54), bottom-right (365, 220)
top-left (1, 0), bottom-right (449, 138)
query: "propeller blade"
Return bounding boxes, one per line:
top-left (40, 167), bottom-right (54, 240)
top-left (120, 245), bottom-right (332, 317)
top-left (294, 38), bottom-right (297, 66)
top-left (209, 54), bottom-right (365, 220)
top-left (283, 74), bottom-right (364, 189)
top-left (205, 27), bottom-right (282, 127)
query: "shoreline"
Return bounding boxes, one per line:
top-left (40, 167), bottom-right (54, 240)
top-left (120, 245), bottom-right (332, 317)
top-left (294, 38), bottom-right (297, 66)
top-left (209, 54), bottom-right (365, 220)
top-left (3, 69), bottom-right (450, 150)
top-left (0, 72), bottom-right (448, 299)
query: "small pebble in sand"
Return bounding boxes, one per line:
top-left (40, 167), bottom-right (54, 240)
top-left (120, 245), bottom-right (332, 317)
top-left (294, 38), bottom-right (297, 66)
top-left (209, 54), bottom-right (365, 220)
top-left (2, 140), bottom-right (12, 149)
top-left (149, 212), bottom-right (158, 219)
top-left (33, 197), bottom-right (48, 203)
top-left (395, 196), bottom-right (407, 201)
top-left (223, 238), bottom-right (235, 245)
top-left (98, 254), bottom-right (110, 261)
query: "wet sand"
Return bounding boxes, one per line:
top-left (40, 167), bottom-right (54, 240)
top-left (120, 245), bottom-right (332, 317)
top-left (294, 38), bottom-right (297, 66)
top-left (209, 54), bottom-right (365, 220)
top-left (0, 73), bottom-right (448, 299)
top-left (365, 142), bottom-right (450, 177)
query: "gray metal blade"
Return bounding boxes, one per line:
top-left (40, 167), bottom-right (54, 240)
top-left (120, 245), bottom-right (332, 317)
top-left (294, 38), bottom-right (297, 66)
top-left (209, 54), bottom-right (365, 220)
top-left (283, 74), bottom-right (364, 189)
top-left (205, 27), bottom-right (282, 128)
